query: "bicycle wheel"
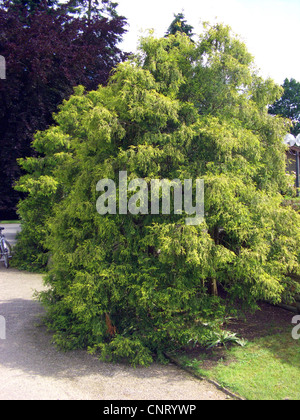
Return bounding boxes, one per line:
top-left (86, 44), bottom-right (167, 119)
top-left (3, 250), bottom-right (9, 268)
top-left (3, 239), bottom-right (11, 255)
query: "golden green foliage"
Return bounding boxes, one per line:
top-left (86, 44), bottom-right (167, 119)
top-left (14, 25), bottom-right (300, 364)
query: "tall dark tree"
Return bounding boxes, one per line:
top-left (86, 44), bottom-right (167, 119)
top-left (166, 12), bottom-right (194, 39)
top-left (11, 0), bottom-right (56, 13)
top-left (269, 78), bottom-right (300, 136)
top-left (0, 0), bottom-right (127, 219)
top-left (65, 0), bottom-right (120, 21)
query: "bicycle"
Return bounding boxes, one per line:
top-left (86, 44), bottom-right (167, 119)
top-left (0, 227), bottom-right (12, 268)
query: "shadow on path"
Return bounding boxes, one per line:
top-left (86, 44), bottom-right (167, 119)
top-left (0, 268), bottom-right (228, 400)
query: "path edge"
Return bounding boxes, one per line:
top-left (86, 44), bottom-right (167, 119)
top-left (164, 352), bottom-right (246, 401)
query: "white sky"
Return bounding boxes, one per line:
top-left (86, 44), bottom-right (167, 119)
top-left (116, 0), bottom-right (300, 85)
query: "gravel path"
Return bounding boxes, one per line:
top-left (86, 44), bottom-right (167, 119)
top-left (0, 230), bottom-right (229, 400)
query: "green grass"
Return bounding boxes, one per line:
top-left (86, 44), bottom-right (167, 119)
top-left (0, 220), bottom-right (19, 224)
top-left (176, 332), bottom-right (300, 400)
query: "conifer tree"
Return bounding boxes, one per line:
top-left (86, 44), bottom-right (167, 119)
top-left (15, 26), bottom-right (300, 365)
top-left (166, 12), bottom-right (194, 39)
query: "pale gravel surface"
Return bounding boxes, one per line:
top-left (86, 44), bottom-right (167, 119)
top-left (0, 224), bottom-right (229, 400)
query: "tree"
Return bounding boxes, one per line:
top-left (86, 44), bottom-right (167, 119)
top-left (11, 0), bottom-right (57, 13)
top-left (15, 26), bottom-right (300, 365)
top-left (269, 78), bottom-right (300, 136)
top-left (66, 0), bottom-right (121, 20)
top-left (166, 12), bottom-right (194, 39)
top-left (0, 0), bottom-right (127, 219)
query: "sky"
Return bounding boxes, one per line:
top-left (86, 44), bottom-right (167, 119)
top-left (116, 0), bottom-right (300, 85)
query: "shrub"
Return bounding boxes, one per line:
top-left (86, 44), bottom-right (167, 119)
top-left (16, 26), bottom-right (300, 365)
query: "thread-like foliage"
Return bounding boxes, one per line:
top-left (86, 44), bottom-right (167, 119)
top-left (15, 26), bottom-right (300, 365)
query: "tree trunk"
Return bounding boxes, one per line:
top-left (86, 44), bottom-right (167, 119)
top-left (210, 278), bottom-right (218, 297)
top-left (87, 0), bottom-right (92, 26)
top-left (209, 226), bottom-right (220, 297)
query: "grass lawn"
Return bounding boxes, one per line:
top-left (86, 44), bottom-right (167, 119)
top-left (0, 220), bottom-right (19, 224)
top-left (173, 304), bottom-right (300, 400)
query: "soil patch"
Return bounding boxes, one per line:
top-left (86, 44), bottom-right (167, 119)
top-left (225, 302), bottom-right (293, 341)
top-left (178, 302), bottom-right (294, 371)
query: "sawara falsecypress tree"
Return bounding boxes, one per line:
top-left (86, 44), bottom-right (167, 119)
top-left (16, 25), bottom-right (300, 365)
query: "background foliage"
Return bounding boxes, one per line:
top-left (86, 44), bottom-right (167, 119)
top-left (269, 78), bottom-right (300, 136)
top-left (0, 0), bottom-right (127, 218)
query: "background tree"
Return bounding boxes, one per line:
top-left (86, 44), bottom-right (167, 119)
top-left (66, 0), bottom-right (121, 21)
top-left (0, 0), bottom-right (127, 219)
top-left (15, 27), bottom-right (300, 365)
top-left (269, 78), bottom-right (300, 136)
top-left (166, 12), bottom-right (194, 39)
